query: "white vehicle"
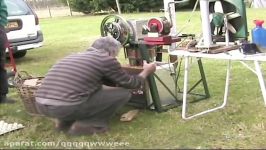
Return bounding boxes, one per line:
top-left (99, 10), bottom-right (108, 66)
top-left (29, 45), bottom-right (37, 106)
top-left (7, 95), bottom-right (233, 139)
top-left (6, 0), bottom-right (43, 58)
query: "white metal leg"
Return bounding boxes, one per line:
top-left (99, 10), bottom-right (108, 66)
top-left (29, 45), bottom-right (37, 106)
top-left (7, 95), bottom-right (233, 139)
top-left (182, 59), bottom-right (232, 119)
top-left (181, 56), bottom-right (190, 119)
top-left (254, 60), bottom-right (266, 106)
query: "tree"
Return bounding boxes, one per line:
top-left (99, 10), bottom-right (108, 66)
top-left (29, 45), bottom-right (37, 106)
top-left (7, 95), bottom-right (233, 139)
top-left (68, 0), bottom-right (94, 14)
top-left (68, 0), bottom-right (164, 14)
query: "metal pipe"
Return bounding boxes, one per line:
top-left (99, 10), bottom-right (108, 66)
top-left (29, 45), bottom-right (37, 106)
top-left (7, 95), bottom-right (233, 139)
top-left (164, 0), bottom-right (177, 51)
top-left (164, 0), bottom-right (176, 35)
top-left (199, 0), bottom-right (213, 47)
top-left (116, 0), bottom-right (121, 14)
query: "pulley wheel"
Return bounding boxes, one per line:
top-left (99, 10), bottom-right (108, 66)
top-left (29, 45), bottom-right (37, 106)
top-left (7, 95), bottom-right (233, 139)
top-left (100, 15), bottom-right (131, 46)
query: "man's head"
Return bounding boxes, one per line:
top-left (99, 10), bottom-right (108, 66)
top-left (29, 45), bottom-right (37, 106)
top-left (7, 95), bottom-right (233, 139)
top-left (91, 36), bottom-right (122, 57)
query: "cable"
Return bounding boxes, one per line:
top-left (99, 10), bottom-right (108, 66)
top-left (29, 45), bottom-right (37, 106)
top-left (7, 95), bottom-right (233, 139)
top-left (175, 0), bottom-right (200, 36)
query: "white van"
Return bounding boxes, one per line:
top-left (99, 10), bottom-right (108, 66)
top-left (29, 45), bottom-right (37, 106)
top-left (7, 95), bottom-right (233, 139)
top-left (6, 0), bottom-right (43, 58)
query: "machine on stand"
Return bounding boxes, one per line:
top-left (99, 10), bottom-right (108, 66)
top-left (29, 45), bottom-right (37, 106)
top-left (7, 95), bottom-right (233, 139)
top-left (100, 13), bottom-right (183, 112)
top-left (99, 0), bottom-right (248, 112)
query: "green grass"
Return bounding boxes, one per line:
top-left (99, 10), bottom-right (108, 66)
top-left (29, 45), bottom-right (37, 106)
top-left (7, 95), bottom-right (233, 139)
top-left (1, 8), bottom-right (266, 149)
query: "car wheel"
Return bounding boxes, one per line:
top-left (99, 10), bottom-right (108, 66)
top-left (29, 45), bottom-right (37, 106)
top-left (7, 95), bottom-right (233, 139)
top-left (13, 51), bottom-right (27, 58)
top-left (7, 71), bottom-right (16, 88)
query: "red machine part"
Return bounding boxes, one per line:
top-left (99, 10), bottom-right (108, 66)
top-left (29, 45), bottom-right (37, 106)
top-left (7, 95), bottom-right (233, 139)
top-left (148, 18), bottom-right (164, 33)
top-left (147, 17), bottom-right (171, 35)
top-left (145, 17), bottom-right (179, 45)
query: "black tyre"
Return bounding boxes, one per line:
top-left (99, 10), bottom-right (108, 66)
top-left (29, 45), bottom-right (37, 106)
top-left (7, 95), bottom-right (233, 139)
top-left (7, 71), bottom-right (16, 88)
top-left (13, 50), bottom-right (27, 58)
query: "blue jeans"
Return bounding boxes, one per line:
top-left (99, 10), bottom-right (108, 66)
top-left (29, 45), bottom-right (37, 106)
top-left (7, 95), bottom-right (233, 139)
top-left (0, 25), bottom-right (8, 97)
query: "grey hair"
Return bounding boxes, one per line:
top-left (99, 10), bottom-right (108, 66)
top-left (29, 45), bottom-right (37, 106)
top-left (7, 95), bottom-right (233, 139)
top-left (91, 36), bottom-right (122, 56)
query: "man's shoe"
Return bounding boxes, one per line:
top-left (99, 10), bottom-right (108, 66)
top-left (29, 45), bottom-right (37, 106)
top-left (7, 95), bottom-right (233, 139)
top-left (0, 96), bottom-right (16, 104)
top-left (68, 121), bottom-right (109, 136)
top-left (54, 119), bottom-right (74, 132)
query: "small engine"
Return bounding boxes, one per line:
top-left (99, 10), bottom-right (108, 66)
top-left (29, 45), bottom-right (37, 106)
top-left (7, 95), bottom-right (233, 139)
top-left (100, 15), bottom-right (149, 46)
top-left (100, 14), bottom-right (179, 110)
top-left (100, 15), bottom-right (176, 46)
top-left (147, 17), bottom-right (172, 36)
top-left (127, 19), bottom-right (148, 43)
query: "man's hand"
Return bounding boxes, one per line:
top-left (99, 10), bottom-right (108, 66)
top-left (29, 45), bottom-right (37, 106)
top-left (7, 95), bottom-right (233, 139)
top-left (138, 60), bottom-right (156, 79)
top-left (143, 60), bottom-right (156, 74)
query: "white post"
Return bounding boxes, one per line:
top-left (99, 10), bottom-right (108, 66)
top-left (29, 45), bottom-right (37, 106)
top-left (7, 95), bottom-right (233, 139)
top-left (116, 0), bottom-right (121, 15)
top-left (164, 0), bottom-right (177, 51)
top-left (66, 0), bottom-right (72, 16)
top-left (199, 0), bottom-right (213, 47)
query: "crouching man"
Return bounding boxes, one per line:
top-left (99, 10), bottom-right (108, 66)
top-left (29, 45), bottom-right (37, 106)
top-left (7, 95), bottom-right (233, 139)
top-left (35, 36), bottom-right (156, 136)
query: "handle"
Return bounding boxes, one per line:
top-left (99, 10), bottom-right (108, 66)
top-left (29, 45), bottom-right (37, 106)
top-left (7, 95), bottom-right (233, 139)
top-left (13, 71), bottom-right (33, 85)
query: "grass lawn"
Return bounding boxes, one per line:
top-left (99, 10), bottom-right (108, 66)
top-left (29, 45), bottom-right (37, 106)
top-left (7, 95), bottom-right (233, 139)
top-left (1, 8), bottom-right (266, 149)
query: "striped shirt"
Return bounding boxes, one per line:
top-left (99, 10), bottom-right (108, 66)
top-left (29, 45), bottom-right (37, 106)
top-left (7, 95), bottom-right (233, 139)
top-left (35, 48), bottom-right (144, 106)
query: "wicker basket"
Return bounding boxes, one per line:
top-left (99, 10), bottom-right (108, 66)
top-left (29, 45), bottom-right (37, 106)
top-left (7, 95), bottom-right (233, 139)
top-left (14, 71), bottom-right (44, 116)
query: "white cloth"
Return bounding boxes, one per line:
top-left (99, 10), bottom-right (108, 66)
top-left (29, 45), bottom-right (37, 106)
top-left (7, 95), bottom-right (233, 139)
top-left (0, 120), bottom-right (24, 135)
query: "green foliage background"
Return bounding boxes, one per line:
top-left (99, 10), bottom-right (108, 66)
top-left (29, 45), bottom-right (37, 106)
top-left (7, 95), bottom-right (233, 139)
top-left (68, 0), bottom-right (166, 14)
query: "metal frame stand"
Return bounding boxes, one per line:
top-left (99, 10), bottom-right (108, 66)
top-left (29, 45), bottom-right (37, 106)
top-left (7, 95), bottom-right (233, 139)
top-left (139, 44), bottom-right (168, 112)
top-left (169, 49), bottom-right (266, 119)
top-left (138, 44), bottom-right (210, 112)
top-left (178, 58), bottom-right (210, 101)
top-left (182, 57), bottom-right (266, 120)
top-left (182, 57), bottom-right (229, 119)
